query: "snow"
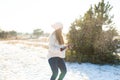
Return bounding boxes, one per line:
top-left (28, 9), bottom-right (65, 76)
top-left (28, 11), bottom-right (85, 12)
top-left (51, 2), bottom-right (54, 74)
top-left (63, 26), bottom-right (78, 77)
top-left (0, 40), bottom-right (120, 80)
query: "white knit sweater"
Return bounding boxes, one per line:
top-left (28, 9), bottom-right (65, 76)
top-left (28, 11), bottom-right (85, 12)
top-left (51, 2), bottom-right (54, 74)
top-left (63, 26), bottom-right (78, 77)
top-left (47, 32), bottom-right (66, 59)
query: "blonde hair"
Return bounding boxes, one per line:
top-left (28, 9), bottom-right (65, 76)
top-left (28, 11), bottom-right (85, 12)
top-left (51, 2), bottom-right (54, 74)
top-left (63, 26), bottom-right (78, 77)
top-left (55, 29), bottom-right (64, 45)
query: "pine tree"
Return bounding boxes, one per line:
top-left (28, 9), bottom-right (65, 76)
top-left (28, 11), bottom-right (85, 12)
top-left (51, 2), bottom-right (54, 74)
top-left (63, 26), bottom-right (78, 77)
top-left (66, 0), bottom-right (119, 64)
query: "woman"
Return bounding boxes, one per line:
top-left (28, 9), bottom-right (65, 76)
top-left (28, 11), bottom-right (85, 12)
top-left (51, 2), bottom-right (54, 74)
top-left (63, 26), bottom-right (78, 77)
top-left (47, 22), bottom-right (68, 80)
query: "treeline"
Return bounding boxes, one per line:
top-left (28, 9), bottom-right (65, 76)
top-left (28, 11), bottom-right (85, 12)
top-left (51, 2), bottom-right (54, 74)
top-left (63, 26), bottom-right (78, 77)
top-left (66, 0), bottom-right (120, 64)
top-left (0, 28), bottom-right (48, 40)
top-left (0, 30), bottom-right (17, 39)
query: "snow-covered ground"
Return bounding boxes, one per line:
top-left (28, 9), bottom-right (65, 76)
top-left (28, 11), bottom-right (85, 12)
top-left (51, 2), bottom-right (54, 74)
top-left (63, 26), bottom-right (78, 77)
top-left (0, 40), bottom-right (120, 80)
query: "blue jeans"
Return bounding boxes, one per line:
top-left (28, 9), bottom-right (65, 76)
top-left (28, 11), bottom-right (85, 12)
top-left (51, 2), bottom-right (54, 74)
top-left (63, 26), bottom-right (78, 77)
top-left (48, 57), bottom-right (67, 80)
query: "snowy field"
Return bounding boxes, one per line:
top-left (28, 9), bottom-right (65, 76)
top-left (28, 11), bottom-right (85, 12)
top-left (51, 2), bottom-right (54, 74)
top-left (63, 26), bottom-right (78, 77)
top-left (0, 40), bottom-right (120, 80)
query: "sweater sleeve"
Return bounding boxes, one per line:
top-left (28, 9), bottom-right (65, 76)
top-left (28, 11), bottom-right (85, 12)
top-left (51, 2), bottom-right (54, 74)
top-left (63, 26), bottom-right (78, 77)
top-left (49, 33), bottom-right (61, 53)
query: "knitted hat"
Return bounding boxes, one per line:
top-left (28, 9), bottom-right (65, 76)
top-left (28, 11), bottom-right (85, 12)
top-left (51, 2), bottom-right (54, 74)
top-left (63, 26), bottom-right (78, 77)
top-left (51, 22), bottom-right (63, 30)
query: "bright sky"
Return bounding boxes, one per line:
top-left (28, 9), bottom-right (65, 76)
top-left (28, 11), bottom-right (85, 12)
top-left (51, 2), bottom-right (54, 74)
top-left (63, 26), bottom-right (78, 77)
top-left (0, 0), bottom-right (120, 34)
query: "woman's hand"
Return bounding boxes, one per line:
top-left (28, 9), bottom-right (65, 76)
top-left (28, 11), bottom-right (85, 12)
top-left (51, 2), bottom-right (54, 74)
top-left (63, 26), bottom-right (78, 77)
top-left (60, 44), bottom-right (73, 51)
top-left (60, 46), bottom-right (66, 51)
